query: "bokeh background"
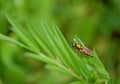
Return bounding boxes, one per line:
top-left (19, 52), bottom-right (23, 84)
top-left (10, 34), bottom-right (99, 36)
top-left (0, 0), bottom-right (120, 84)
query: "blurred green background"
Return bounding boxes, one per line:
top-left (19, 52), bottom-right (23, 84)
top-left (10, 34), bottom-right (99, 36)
top-left (0, 0), bottom-right (120, 84)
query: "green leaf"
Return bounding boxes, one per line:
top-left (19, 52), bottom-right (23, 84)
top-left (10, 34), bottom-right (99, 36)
top-left (45, 64), bottom-right (72, 76)
top-left (5, 14), bottom-right (40, 53)
top-left (0, 15), bottom-right (110, 83)
top-left (41, 21), bottom-right (71, 68)
top-left (53, 24), bottom-right (90, 79)
top-left (88, 50), bottom-right (110, 80)
top-left (25, 52), bottom-right (55, 65)
top-left (25, 21), bottom-right (55, 58)
top-left (0, 34), bottom-right (32, 51)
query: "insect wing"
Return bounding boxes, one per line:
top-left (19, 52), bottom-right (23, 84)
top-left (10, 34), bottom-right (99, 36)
top-left (80, 46), bottom-right (93, 56)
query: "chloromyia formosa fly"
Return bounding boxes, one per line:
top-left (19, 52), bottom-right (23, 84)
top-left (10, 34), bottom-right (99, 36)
top-left (71, 37), bottom-right (93, 57)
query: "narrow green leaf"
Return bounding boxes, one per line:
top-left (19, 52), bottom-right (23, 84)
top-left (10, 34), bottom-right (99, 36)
top-left (26, 52), bottom-right (82, 81)
top-left (52, 24), bottom-right (75, 68)
top-left (41, 21), bottom-right (71, 68)
top-left (45, 64), bottom-right (72, 76)
top-left (53, 24), bottom-right (90, 78)
top-left (25, 52), bottom-right (55, 65)
top-left (46, 65), bottom-right (84, 82)
top-left (25, 21), bottom-right (55, 58)
top-left (5, 14), bottom-right (40, 53)
top-left (89, 50), bottom-right (110, 80)
top-left (0, 34), bottom-right (33, 51)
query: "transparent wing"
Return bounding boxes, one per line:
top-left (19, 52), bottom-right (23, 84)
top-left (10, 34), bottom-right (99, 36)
top-left (80, 46), bottom-right (93, 56)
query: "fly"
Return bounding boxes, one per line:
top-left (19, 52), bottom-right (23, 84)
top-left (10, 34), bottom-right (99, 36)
top-left (71, 37), bottom-right (93, 57)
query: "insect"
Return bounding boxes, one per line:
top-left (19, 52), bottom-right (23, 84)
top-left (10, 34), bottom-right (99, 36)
top-left (71, 38), bottom-right (93, 57)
